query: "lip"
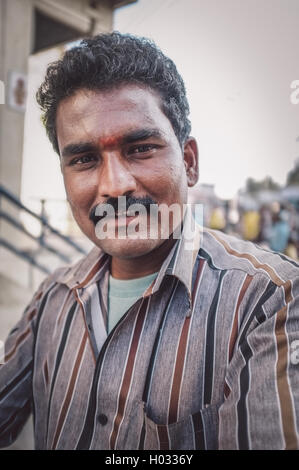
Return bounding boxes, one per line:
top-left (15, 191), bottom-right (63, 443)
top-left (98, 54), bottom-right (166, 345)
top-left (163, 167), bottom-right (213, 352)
top-left (94, 211), bottom-right (151, 235)
top-left (115, 214), bottom-right (138, 227)
top-left (103, 213), bottom-right (145, 228)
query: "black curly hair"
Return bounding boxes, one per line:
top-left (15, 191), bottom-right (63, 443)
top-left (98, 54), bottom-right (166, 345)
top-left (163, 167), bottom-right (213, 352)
top-left (36, 32), bottom-right (191, 154)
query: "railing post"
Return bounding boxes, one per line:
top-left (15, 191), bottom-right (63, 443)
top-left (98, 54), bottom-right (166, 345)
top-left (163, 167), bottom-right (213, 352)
top-left (39, 198), bottom-right (47, 247)
top-left (28, 262), bottom-right (33, 291)
top-left (0, 184), bottom-right (87, 278)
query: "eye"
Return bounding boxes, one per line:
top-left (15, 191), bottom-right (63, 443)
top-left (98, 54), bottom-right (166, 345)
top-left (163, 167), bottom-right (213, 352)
top-left (129, 144), bottom-right (157, 155)
top-left (70, 154), bottom-right (97, 166)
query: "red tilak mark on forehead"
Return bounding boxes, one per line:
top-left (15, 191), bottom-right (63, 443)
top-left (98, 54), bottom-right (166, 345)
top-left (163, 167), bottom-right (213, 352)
top-left (98, 136), bottom-right (122, 149)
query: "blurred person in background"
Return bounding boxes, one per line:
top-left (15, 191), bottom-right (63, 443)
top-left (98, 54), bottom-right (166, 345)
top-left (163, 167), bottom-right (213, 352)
top-left (269, 203), bottom-right (290, 254)
top-left (285, 238), bottom-right (298, 261)
top-left (286, 204), bottom-right (299, 260)
top-left (258, 204), bottom-right (272, 247)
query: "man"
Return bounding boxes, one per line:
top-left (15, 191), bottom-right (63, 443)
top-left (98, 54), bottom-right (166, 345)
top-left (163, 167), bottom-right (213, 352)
top-left (0, 32), bottom-right (298, 450)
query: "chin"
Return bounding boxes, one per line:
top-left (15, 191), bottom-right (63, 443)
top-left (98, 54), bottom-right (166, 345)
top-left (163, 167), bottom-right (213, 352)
top-left (94, 237), bottom-right (164, 259)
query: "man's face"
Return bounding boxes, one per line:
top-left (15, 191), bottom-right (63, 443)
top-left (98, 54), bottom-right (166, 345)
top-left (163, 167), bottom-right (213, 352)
top-left (56, 84), bottom-right (198, 259)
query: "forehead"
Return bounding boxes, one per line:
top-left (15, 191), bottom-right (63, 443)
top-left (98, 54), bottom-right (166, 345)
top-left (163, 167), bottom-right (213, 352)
top-left (56, 84), bottom-right (175, 150)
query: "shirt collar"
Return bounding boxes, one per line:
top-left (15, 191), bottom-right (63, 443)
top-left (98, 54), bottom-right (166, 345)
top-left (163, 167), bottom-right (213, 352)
top-left (57, 205), bottom-right (202, 297)
top-left (145, 205), bottom-right (202, 299)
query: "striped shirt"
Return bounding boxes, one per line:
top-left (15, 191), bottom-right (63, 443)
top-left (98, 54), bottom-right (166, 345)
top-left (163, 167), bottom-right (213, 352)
top-left (0, 218), bottom-right (299, 449)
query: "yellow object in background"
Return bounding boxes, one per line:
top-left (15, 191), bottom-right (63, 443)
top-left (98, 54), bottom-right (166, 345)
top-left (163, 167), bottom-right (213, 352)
top-left (242, 211), bottom-right (261, 241)
top-left (285, 243), bottom-right (298, 260)
top-left (209, 207), bottom-right (226, 230)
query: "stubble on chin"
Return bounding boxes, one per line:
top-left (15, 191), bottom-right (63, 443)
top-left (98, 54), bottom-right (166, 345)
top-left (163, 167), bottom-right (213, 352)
top-left (94, 237), bottom-right (164, 259)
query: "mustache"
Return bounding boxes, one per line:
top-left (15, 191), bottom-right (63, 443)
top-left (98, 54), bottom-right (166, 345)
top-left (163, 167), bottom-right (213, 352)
top-left (89, 196), bottom-right (158, 226)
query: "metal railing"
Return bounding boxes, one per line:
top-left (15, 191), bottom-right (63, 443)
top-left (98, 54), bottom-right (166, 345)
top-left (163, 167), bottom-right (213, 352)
top-left (0, 184), bottom-right (87, 275)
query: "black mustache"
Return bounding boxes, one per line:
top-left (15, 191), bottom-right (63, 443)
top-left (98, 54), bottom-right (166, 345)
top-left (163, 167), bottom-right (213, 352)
top-left (89, 196), bottom-right (158, 225)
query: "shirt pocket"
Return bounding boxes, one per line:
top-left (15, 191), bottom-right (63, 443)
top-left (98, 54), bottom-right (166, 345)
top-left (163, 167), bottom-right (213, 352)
top-left (141, 403), bottom-right (220, 450)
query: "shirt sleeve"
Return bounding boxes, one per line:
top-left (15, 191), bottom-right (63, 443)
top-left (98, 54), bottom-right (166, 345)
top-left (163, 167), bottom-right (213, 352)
top-left (0, 281), bottom-right (46, 448)
top-left (218, 276), bottom-right (299, 449)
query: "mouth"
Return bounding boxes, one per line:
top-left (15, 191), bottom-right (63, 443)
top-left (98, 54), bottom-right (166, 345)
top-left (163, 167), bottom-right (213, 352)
top-left (94, 211), bottom-right (151, 241)
top-left (111, 210), bottom-right (146, 227)
top-left (89, 196), bottom-right (158, 227)
top-left (95, 208), bottom-right (149, 224)
top-left (114, 217), bottom-right (136, 229)
top-left (115, 209), bottom-right (138, 218)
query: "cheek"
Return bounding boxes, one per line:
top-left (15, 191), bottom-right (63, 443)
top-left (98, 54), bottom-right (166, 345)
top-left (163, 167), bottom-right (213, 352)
top-left (140, 158), bottom-right (187, 202)
top-left (155, 160), bottom-right (187, 198)
top-left (63, 172), bottom-right (97, 212)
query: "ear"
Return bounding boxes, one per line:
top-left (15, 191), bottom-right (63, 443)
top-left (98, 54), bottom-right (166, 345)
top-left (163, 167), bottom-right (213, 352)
top-left (183, 137), bottom-right (199, 187)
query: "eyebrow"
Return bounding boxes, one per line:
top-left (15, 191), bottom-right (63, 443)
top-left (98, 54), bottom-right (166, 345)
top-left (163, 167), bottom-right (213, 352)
top-left (61, 128), bottom-right (164, 158)
top-left (122, 128), bottom-right (164, 144)
top-left (61, 142), bottom-right (97, 158)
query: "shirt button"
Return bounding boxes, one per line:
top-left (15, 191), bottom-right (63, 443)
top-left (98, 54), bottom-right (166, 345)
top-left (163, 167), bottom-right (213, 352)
top-left (97, 413), bottom-right (108, 425)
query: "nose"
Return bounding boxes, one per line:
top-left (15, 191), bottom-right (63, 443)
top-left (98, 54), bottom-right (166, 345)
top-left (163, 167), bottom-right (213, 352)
top-left (98, 153), bottom-right (137, 198)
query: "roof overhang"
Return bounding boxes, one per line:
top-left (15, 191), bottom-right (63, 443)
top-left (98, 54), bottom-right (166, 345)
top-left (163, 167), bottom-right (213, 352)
top-left (110, 1), bottom-right (138, 9)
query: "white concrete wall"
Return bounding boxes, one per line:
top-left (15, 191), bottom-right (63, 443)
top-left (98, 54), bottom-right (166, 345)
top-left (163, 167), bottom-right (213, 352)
top-left (0, 0), bottom-right (114, 197)
top-left (0, 0), bottom-right (33, 196)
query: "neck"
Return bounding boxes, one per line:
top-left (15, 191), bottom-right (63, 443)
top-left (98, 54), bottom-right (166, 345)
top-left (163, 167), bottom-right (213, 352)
top-left (110, 238), bottom-right (177, 280)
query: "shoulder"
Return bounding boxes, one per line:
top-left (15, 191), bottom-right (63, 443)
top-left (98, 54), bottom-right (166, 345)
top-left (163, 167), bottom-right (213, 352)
top-left (198, 229), bottom-right (299, 326)
top-left (32, 245), bottom-right (103, 304)
top-left (200, 228), bottom-right (299, 287)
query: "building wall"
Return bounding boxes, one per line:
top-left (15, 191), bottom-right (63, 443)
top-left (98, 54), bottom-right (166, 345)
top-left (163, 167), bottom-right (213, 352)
top-left (0, 0), bottom-right (114, 287)
top-left (0, 0), bottom-right (33, 196)
top-left (0, 0), bottom-right (114, 198)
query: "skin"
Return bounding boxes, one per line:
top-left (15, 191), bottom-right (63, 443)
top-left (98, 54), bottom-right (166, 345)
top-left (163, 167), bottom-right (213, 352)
top-left (56, 84), bottom-right (198, 279)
